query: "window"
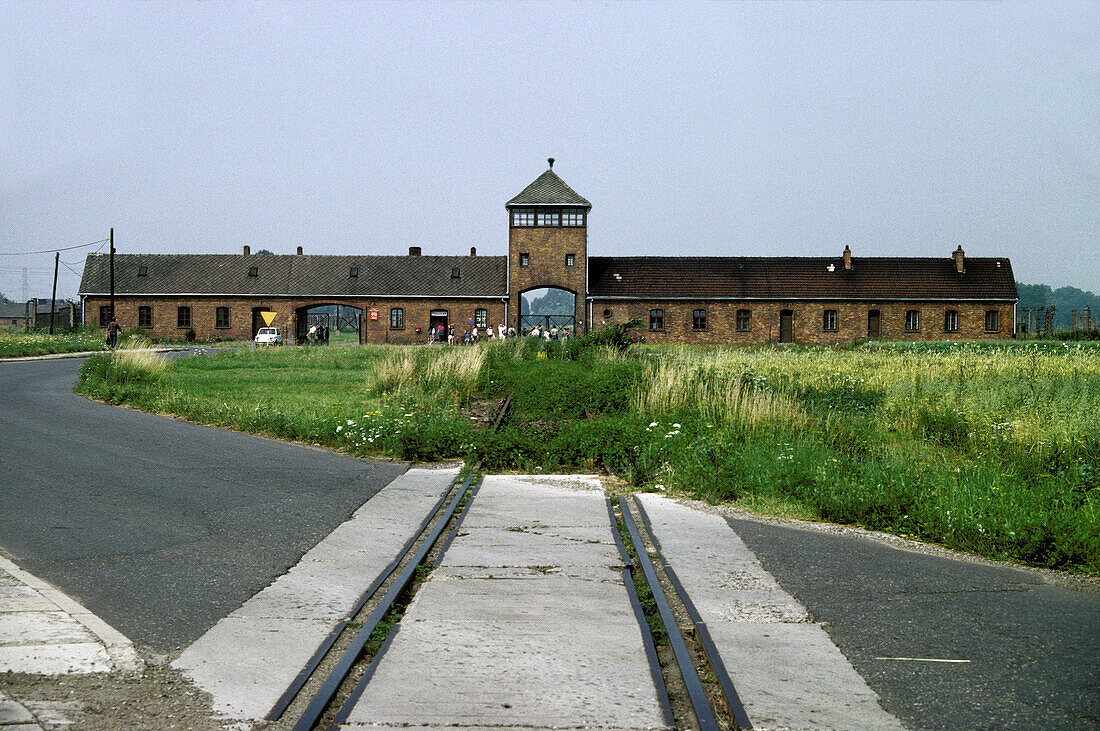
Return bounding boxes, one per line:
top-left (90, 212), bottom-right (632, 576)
top-left (452, 267), bottom-right (461, 278)
top-left (216, 307), bottom-right (230, 329)
top-left (944, 310), bottom-right (959, 332)
top-left (248, 266), bottom-right (258, 277)
top-left (520, 253), bottom-right (529, 267)
top-left (692, 309), bottom-right (707, 330)
top-left (349, 267), bottom-right (359, 278)
top-left (390, 308), bottom-right (404, 329)
top-left (138, 266), bottom-right (148, 276)
top-left (138, 306), bottom-right (152, 327)
top-left (562, 208), bottom-right (585, 226)
top-left (565, 254), bottom-right (575, 267)
top-left (736, 309), bottom-right (751, 332)
top-left (537, 209), bottom-right (560, 226)
top-left (905, 310), bottom-right (920, 332)
top-left (99, 305), bottom-right (112, 327)
top-left (649, 309), bottom-right (664, 330)
top-left (177, 306), bottom-right (192, 328)
top-left (511, 208), bottom-right (535, 226)
top-left (823, 309), bottom-right (838, 331)
top-left (475, 309), bottom-right (488, 328)
top-left (985, 310), bottom-right (1000, 332)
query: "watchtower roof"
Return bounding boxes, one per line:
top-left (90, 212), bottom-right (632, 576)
top-left (507, 168), bottom-right (591, 208)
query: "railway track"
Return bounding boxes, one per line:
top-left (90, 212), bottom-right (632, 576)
top-left (255, 393), bottom-right (753, 730)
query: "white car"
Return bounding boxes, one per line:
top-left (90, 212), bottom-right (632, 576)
top-left (254, 327), bottom-right (283, 345)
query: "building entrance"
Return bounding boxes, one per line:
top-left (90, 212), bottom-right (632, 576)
top-left (868, 310), bottom-right (881, 338)
top-left (779, 310), bottom-right (794, 343)
top-left (295, 304), bottom-right (362, 344)
top-left (429, 310), bottom-right (448, 340)
top-left (519, 287), bottom-right (576, 335)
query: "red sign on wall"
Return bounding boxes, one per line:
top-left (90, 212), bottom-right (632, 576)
top-left (369, 309), bottom-right (379, 321)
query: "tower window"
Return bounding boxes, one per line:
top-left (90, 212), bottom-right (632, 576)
top-left (537, 209), bottom-right (560, 226)
top-left (649, 309), bottom-right (664, 331)
top-left (512, 208), bottom-right (535, 226)
top-left (565, 254), bottom-right (575, 267)
top-left (562, 209), bottom-right (585, 226)
top-left (520, 253), bottom-right (529, 267)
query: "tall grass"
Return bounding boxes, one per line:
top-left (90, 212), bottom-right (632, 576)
top-left (74, 339), bottom-right (1100, 574)
top-left (0, 329), bottom-right (106, 358)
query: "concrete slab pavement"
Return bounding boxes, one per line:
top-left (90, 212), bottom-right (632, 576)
top-left (172, 466), bottom-right (459, 721)
top-left (341, 474), bottom-right (670, 730)
top-left (637, 493), bottom-right (905, 731)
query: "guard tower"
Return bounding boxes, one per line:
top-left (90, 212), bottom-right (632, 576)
top-left (506, 159), bottom-right (591, 334)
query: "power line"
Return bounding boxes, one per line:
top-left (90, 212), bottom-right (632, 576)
top-left (0, 238), bottom-right (110, 257)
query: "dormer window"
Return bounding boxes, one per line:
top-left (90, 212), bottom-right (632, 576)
top-left (451, 267), bottom-right (461, 278)
top-left (349, 266), bottom-right (359, 277)
top-left (562, 208), bottom-right (585, 226)
top-left (248, 266), bottom-right (258, 277)
top-left (138, 266), bottom-right (148, 276)
top-left (511, 208), bottom-right (535, 226)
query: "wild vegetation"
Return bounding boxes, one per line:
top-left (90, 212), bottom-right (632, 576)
top-left (76, 331), bottom-right (1100, 575)
top-left (0, 328), bottom-right (107, 358)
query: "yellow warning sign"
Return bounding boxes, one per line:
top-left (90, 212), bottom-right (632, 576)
top-left (260, 311), bottom-right (277, 326)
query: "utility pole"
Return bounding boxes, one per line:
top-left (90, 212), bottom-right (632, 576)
top-left (49, 251), bottom-right (59, 334)
top-left (109, 228), bottom-right (115, 320)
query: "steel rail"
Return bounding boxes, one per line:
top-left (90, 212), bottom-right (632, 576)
top-left (290, 474), bottom-right (477, 731)
top-left (606, 498), bottom-right (675, 728)
top-left (264, 482), bottom-right (458, 721)
top-left (618, 495), bottom-right (720, 731)
top-left (635, 497), bottom-right (754, 730)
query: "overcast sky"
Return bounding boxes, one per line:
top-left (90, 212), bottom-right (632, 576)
top-left (1, 1), bottom-right (1096, 301)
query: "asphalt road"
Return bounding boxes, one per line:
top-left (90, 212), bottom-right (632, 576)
top-left (0, 357), bottom-right (406, 655)
top-left (727, 515), bottom-right (1100, 730)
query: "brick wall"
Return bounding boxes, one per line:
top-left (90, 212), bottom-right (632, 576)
top-left (508, 223), bottom-right (587, 334)
top-left (591, 300), bottom-right (1015, 344)
top-left (83, 296), bottom-right (508, 344)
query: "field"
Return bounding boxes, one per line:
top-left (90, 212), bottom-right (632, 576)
top-left (76, 333), bottom-right (1100, 575)
top-left (0, 328), bottom-right (107, 358)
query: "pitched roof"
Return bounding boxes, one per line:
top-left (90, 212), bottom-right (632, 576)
top-left (587, 256), bottom-right (1017, 301)
top-left (79, 254), bottom-right (508, 298)
top-left (507, 169), bottom-right (591, 208)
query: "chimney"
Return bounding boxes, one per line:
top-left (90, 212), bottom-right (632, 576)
top-left (409, 246), bottom-right (421, 256)
top-left (470, 246), bottom-right (477, 256)
top-left (243, 245), bottom-right (250, 255)
top-left (296, 246), bottom-right (303, 255)
top-left (843, 245), bottom-right (852, 270)
top-left (953, 246), bottom-right (965, 274)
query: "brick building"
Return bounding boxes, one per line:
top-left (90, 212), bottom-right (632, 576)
top-left (80, 162), bottom-right (1016, 344)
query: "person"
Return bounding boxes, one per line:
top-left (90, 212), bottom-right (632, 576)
top-left (106, 316), bottom-right (121, 349)
top-left (308, 324), bottom-right (317, 344)
top-left (561, 328), bottom-right (569, 341)
top-left (472, 326), bottom-right (479, 343)
top-left (497, 323), bottom-right (506, 340)
top-left (447, 325), bottom-right (455, 346)
top-left (508, 326), bottom-right (516, 338)
top-left (438, 324), bottom-right (445, 343)
top-left (544, 327), bottom-right (552, 341)
top-left (486, 327), bottom-right (494, 341)
top-left (550, 325), bottom-right (558, 340)
top-left (529, 325), bottom-right (540, 338)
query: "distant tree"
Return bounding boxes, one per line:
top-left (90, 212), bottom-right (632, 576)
top-left (0, 292), bottom-right (9, 303)
top-left (1017, 281), bottom-right (1100, 329)
top-left (255, 249), bottom-right (275, 256)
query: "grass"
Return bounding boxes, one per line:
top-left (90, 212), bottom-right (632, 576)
top-left (75, 333), bottom-right (1100, 575)
top-left (0, 328), bottom-right (107, 358)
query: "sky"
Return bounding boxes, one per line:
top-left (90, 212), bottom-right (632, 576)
top-left (1, 1), bottom-right (1097, 301)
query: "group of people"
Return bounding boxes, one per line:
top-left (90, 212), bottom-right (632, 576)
top-left (306, 324), bottom-right (330, 344)
top-left (425, 322), bottom-right (569, 345)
